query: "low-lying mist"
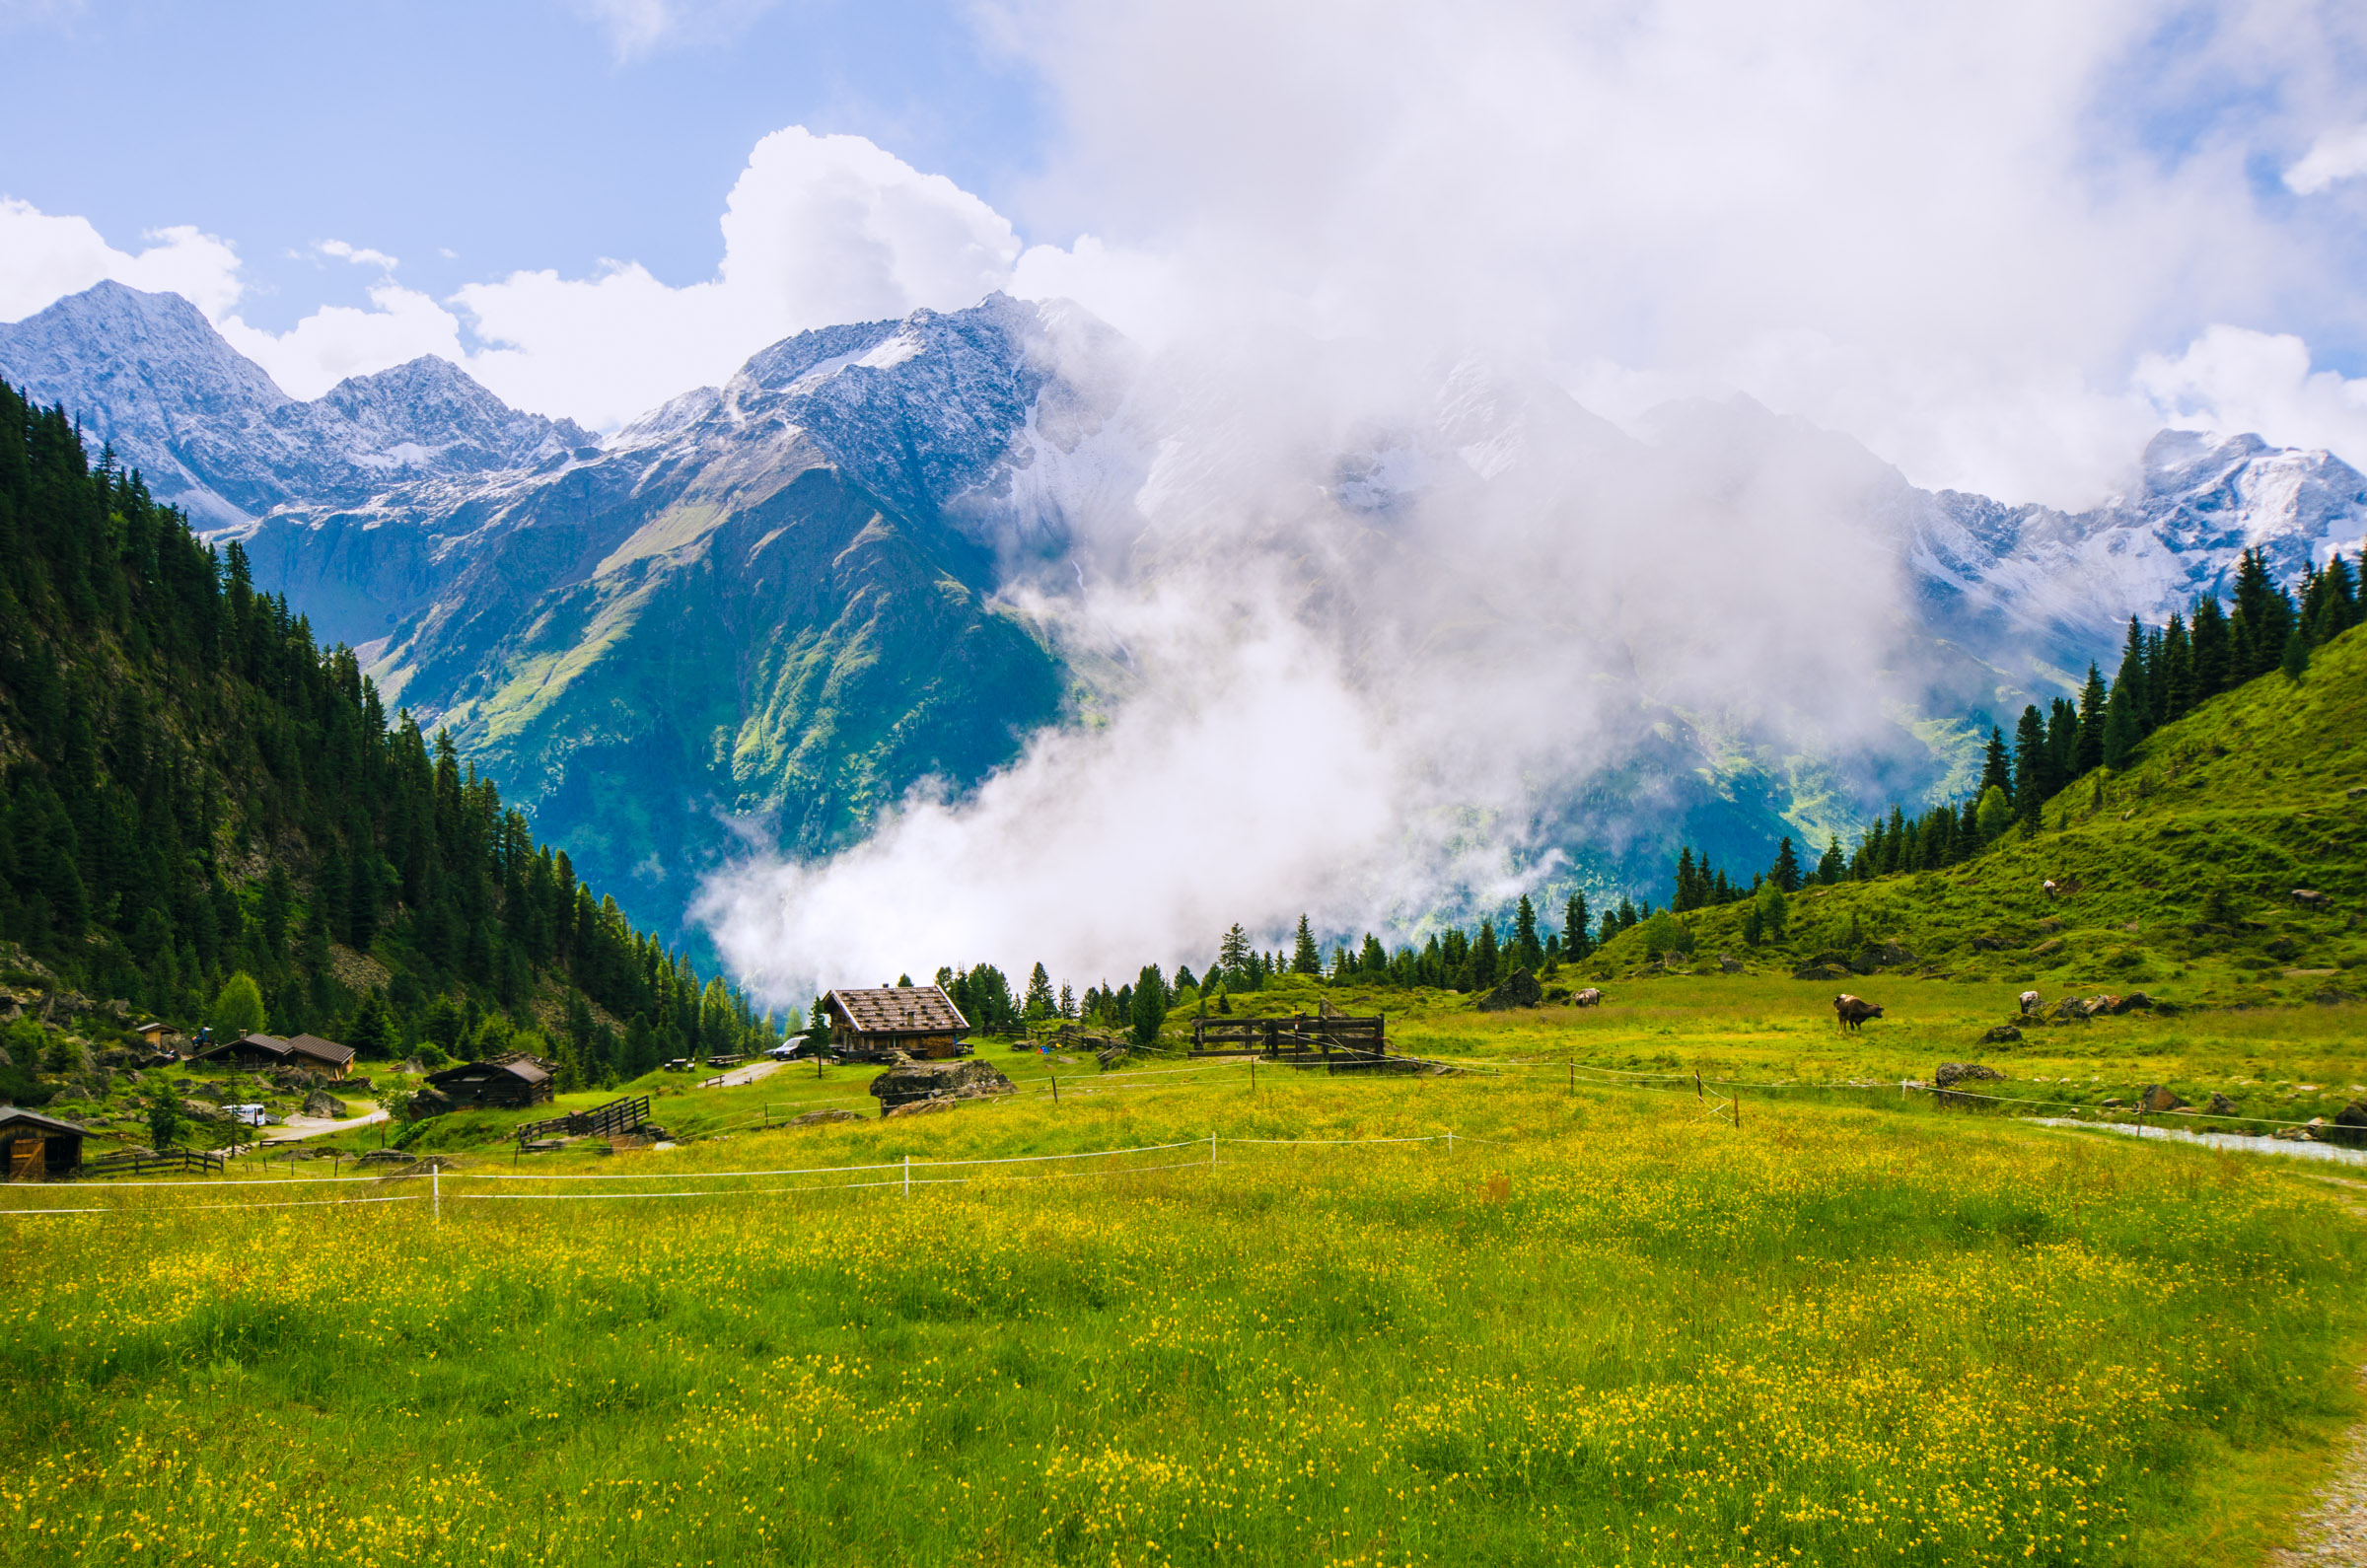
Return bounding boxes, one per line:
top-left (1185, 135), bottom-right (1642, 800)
top-left (695, 326), bottom-right (1980, 1004)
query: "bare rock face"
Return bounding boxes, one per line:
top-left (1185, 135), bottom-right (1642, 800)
top-left (300, 1089), bottom-right (343, 1118)
top-left (1935, 1062), bottom-right (2005, 1091)
top-left (869, 1059), bottom-right (1017, 1114)
top-left (2138, 1084), bottom-right (2188, 1113)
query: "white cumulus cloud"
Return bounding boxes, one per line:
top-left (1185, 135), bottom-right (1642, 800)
top-left (2134, 324), bottom-right (2367, 464)
top-left (2284, 124), bottom-right (2367, 194)
top-left (0, 197), bottom-right (244, 321)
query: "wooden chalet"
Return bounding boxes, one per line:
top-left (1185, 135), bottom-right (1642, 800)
top-left (131, 1021), bottom-right (181, 1051)
top-left (424, 1054), bottom-right (554, 1108)
top-left (0, 1107), bottom-right (86, 1182)
top-left (190, 1032), bottom-right (357, 1074)
top-left (824, 986), bottom-right (970, 1061)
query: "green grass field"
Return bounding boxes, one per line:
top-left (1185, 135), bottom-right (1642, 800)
top-left (4, 1006), bottom-right (2364, 1568)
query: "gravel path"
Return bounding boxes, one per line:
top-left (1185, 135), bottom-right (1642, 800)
top-left (2272, 1373), bottom-right (2367, 1567)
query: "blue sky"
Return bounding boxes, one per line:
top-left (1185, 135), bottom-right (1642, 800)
top-left (0, 0), bottom-right (1048, 331)
top-left (3, 0), bottom-right (2366, 506)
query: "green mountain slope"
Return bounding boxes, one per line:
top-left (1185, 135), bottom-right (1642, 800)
top-left (1593, 621), bottom-right (2367, 1002)
top-left (0, 379), bottom-right (777, 1090)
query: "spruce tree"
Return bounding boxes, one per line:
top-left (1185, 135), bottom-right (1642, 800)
top-left (2189, 596), bottom-right (2231, 698)
top-left (1023, 962), bottom-right (1055, 1020)
top-left (2011, 705), bottom-right (2047, 831)
top-left (1672, 848), bottom-right (1698, 912)
top-left (1512, 895), bottom-right (1543, 970)
top-left (1816, 833), bottom-right (1844, 885)
top-left (2281, 623), bottom-right (2310, 682)
top-left (1291, 914), bottom-right (1322, 975)
top-left (2074, 664), bottom-right (2108, 774)
top-left (1218, 923), bottom-right (1251, 980)
top-left (2158, 613), bottom-right (2194, 719)
top-left (1979, 726), bottom-right (2012, 798)
top-left (1564, 891), bottom-right (1592, 959)
top-left (2115, 616), bottom-right (2150, 726)
top-left (2100, 680), bottom-right (2141, 769)
top-left (1769, 836), bottom-right (1802, 893)
top-left (1469, 919), bottom-right (1501, 990)
top-left (1130, 963), bottom-right (1168, 1047)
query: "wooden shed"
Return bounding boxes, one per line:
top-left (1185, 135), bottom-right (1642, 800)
top-left (190, 1032), bottom-right (356, 1074)
top-left (825, 986), bottom-right (970, 1061)
top-left (425, 1054), bottom-right (554, 1108)
top-left (0, 1107), bottom-right (86, 1182)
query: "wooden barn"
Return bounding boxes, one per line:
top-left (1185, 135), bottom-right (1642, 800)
top-left (190, 1032), bottom-right (356, 1074)
top-left (0, 1107), bottom-right (86, 1182)
top-left (425, 1054), bottom-right (554, 1108)
top-left (824, 986), bottom-right (970, 1061)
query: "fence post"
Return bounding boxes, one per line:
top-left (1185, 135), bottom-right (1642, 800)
top-left (1446, 1129), bottom-right (1455, 1155)
top-left (1695, 1071), bottom-right (1703, 1101)
top-left (1051, 1073), bottom-right (1058, 1104)
top-left (432, 1165), bottom-right (441, 1224)
top-left (1210, 1130), bottom-right (1217, 1170)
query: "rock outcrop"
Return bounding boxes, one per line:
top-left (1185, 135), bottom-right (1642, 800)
top-left (868, 1059), bottom-right (1017, 1114)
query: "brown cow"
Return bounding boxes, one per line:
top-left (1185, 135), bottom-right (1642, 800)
top-left (1833, 994), bottom-right (1885, 1033)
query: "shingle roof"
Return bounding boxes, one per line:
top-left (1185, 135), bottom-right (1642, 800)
top-left (283, 1033), bottom-right (356, 1068)
top-left (827, 986), bottom-right (969, 1035)
top-left (0, 1106), bottom-right (88, 1136)
top-left (426, 1056), bottom-right (550, 1087)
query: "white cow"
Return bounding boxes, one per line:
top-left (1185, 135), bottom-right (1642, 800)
top-left (2019, 990), bottom-right (2043, 1017)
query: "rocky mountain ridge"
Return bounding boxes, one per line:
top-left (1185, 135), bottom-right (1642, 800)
top-left (0, 281), bottom-right (592, 527)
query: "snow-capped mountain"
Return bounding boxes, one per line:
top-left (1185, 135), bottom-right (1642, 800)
top-left (1912, 429), bottom-right (2367, 658)
top-left (0, 281), bottom-right (591, 526)
top-left (11, 276), bottom-right (2365, 953)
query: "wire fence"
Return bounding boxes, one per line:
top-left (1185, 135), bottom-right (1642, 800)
top-left (0, 1128), bottom-right (1497, 1220)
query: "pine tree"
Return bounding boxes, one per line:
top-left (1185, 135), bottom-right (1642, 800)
top-left (1769, 836), bottom-right (1802, 893)
top-left (1816, 833), bottom-right (1844, 885)
top-left (1512, 895), bottom-right (1542, 971)
top-left (1291, 914), bottom-right (1321, 975)
top-left (1672, 848), bottom-right (1698, 912)
top-left (2228, 548), bottom-right (2293, 680)
top-left (2011, 704), bottom-right (2047, 832)
top-left (2158, 612), bottom-right (2194, 719)
top-left (1218, 923), bottom-right (1251, 979)
top-left (1130, 963), bottom-right (1168, 1046)
top-left (1023, 962), bottom-right (1055, 1020)
top-left (2281, 623), bottom-right (2310, 682)
top-left (2114, 615), bottom-right (2150, 733)
top-left (1614, 897), bottom-right (1637, 931)
top-left (1468, 914), bottom-right (1505, 989)
top-left (1564, 891), bottom-right (1592, 959)
top-left (2101, 680), bottom-right (2142, 768)
top-left (2189, 596), bottom-right (2231, 699)
top-left (2073, 664), bottom-right (2107, 775)
top-left (1980, 726), bottom-right (2012, 798)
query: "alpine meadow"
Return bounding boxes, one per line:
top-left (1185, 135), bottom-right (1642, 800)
top-left (7, 5), bottom-right (2367, 1565)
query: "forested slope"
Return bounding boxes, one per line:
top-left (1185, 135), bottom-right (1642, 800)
top-left (0, 380), bottom-right (777, 1082)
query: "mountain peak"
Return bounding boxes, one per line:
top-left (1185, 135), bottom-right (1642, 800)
top-left (0, 285), bottom-right (584, 524)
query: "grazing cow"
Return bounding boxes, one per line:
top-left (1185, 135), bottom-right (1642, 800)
top-left (2042, 879), bottom-right (2061, 899)
top-left (1833, 994), bottom-right (1885, 1033)
top-left (2018, 990), bottom-right (2043, 1017)
top-left (1572, 987), bottom-right (1604, 1008)
top-left (2293, 889), bottom-right (2331, 907)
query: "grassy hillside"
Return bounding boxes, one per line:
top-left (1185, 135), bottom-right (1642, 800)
top-left (1587, 620), bottom-right (2367, 1003)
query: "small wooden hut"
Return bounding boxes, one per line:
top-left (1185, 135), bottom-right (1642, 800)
top-left (425, 1054), bottom-right (554, 1108)
top-left (824, 986), bottom-right (970, 1061)
top-left (0, 1107), bottom-right (86, 1181)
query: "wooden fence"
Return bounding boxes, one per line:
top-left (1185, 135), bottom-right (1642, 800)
top-left (1189, 1014), bottom-right (1387, 1059)
top-left (80, 1148), bottom-right (226, 1179)
top-left (513, 1095), bottom-right (651, 1145)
